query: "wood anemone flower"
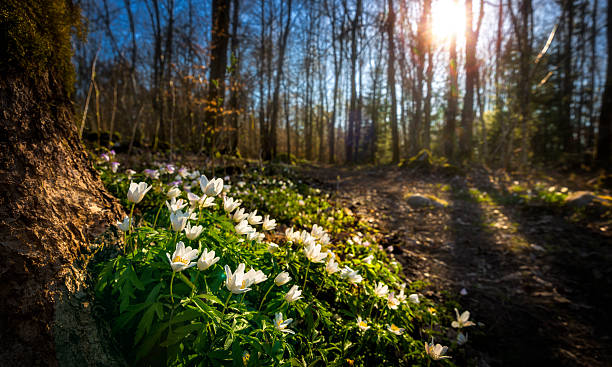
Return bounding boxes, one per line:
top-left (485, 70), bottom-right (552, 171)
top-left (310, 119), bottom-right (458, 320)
top-left (166, 241), bottom-right (199, 272)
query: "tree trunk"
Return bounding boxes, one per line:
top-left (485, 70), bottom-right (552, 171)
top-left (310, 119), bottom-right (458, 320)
top-left (0, 1), bottom-right (123, 364)
top-left (228, 0), bottom-right (241, 154)
top-left (444, 4), bottom-right (459, 160)
top-left (205, 0), bottom-right (230, 155)
top-left (597, 0), bottom-right (612, 166)
top-left (387, 0), bottom-right (400, 163)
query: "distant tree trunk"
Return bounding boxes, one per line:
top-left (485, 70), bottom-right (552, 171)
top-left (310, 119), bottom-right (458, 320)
top-left (387, 0), bottom-right (400, 163)
top-left (460, 0), bottom-right (484, 161)
top-left (327, 0), bottom-right (344, 163)
top-left (228, 0), bottom-right (241, 154)
top-left (205, 0), bottom-right (230, 155)
top-left (422, 0), bottom-right (434, 150)
top-left (346, 0), bottom-right (362, 163)
top-left (561, 0), bottom-right (574, 153)
top-left (587, 0), bottom-right (598, 152)
top-left (444, 2), bottom-right (459, 160)
top-left (597, 0), bottom-right (612, 166)
top-left (264, 0), bottom-right (292, 160)
top-left (0, 1), bottom-right (122, 364)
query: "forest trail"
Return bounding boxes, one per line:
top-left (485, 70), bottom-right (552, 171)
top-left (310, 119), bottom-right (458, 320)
top-left (300, 165), bottom-right (612, 367)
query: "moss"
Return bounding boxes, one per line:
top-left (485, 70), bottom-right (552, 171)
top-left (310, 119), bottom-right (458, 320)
top-left (0, 0), bottom-right (83, 95)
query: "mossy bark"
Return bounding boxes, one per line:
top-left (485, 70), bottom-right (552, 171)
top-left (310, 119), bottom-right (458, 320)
top-left (0, 1), bottom-right (123, 365)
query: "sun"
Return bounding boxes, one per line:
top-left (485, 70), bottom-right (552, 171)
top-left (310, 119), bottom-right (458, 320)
top-left (431, 0), bottom-right (466, 42)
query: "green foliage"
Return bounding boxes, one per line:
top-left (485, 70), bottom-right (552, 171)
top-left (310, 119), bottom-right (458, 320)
top-left (94, 159), bottom-right (461, 366)
top-left (0, 0), bottom-right (83, 94)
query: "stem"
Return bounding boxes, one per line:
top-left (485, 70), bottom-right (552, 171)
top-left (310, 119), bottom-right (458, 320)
top-left (204, 275), bottom-right (209, 293)
top-left (368, 298), bottom-right (376, 319)
top-left (179, 272), bottom-right (196, 290)
top-left (238, 293), bottom-right (246, 308)
top-left (258, 284), bottom-right (274, 311)
top-left (127, 202), bottom-right (135, 251)
top-left (302, 262), bottom-right (311, 290)
top-left (221, 292), bottom-right (232, 315)
top-left (153, 201), bottom-right (164, 228)
top-left (170, 272), bottom-right (176, 304)
top-left (173, 231), bottom-right (179, 246)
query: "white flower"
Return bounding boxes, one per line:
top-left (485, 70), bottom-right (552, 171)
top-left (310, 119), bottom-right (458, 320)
top-left (424, 339), bottom-right (451, 360)
top-left (451, 308), bottom-right (475, 328)
top-left (460, 288), bottom-right (468, 296)
top-left (457, 331), bottom-right (468, 345)
top-left (197, 248), bottom-right (220, 270)
top-left (245, 268), bottom-right (268, 285)
top-left (387, 292), bottom-right (400, 309)
top-left (409, 294), bottom-right (420, 304)
top-left (167, 186), bottom-right (181, 199)
top-left (319, 233), bottom-right (331, 246)
top-left (274, 312), bottom-right (295, 334)
top-left (287, 228), bottom-right (301, 243)
top-left (127, 182), bottom-right (152, 203)
top-left (110, 161), bottom-right (120, 173)
top-left (261, 215), bottom-right (276, 231)
top-left (184, 222), bottom-right (204, 240)
top-left (311, 224), bottom-right (325, 239)
top-left (224, 263), bottom-right (251, 294)
top-left (178, 167), bottom-right (189, 178)
top-left (246, 230), bottom-right (260, 242)
top-left (387, 324), bottom-right (405, 335)
top-left (116, 216), bottom-right (130, 232)
top-left (284, 285), bottom-right (303, 303)
top-left (223, 196), bottom-right (241, 213)
top-left (373, 282), bottom-right (389, 298)
top-left (340, 266), bottom-right (363, 284)
top-left (247, 210), bottom-right (263, 225)
top-left (166, 241), bottom-right (199, 272)
top-left (126, 169), bottom-right (136, 179)
top-left (188, 170), bottom-right (200, 180)
top-left (325, 257), bottom-right (340, 275)
top-left (274, 271), bottom-right (291, 286)
top-left (268, 242), bottom-right (280, 253)
top-left (166, 197), bottom-right (188, 213)
top-left (362, 255), bottom-right (374, 264)
top-left (187, 192), bottom-right (215, 209)
top-left (235, 220), bottom-right (255, 235)
top-left (304, 242), bottom-right (327, 263)
top-left (232, 207), bottom-right (249, 222)
top-left (170, 210), bottom-right (189, 232)
top-left (396, 288), bottom-right (407, 304)
top-left (201, 176), bottom-right (224, 196)
top-left (357, 316), bottom-right (370, 331)
top-left (143, 169), bottom-right (160, 180)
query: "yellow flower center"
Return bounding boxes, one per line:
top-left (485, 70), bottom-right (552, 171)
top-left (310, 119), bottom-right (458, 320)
top-left (391, 324), bottom-right (399, 331)
top-left (359, 321), bottom-right (368, 328)
top-left (172, 255), bottom-right (188, 264)
top-left (240, 280), bottom-right (247, 289)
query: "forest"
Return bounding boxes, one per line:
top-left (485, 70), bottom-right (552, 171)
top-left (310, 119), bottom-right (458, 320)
top-left (0, 0), bottom-right (611, 366)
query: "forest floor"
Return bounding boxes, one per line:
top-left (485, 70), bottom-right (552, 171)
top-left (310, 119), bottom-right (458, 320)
top-left (298, 164), bottom-right (612, 367)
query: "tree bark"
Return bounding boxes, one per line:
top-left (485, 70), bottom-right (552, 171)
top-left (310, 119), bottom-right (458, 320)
top-left (205, 0), bottom-right (230, 154)
top-left (387, 0), bottom-right (400, 163)
top-left (597, 0), bottom-right (612, 166)
top-left (0, 1), bottom-right (123, 364)
top-left (444, 2), bottom-right (459, 160)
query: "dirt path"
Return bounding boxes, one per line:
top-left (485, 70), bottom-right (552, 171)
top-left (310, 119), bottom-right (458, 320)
top-left (300, 165), bottom-right (612, 367)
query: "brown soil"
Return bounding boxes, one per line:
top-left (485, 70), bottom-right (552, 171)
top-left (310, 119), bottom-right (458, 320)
top-left (300, 165), bottom-right (612, 367)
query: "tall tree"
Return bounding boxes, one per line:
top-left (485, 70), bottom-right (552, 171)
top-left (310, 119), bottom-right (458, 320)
top-left (387, 0), bottom-right (400, 163)
top-left (0, 0), bottom-right (122, 363)
top-left (444, 0), bottom-right (459, 160)
top-left (346, 0), bottom-right (362, 163)
top-left (205, 0), bottom-right (230, 154)
top-left (459, 0), bottom-right (484, 160)
top-left (228, 0), bottom-right (241, 153)
top-left (597, 0), bottom-right (612, 166)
